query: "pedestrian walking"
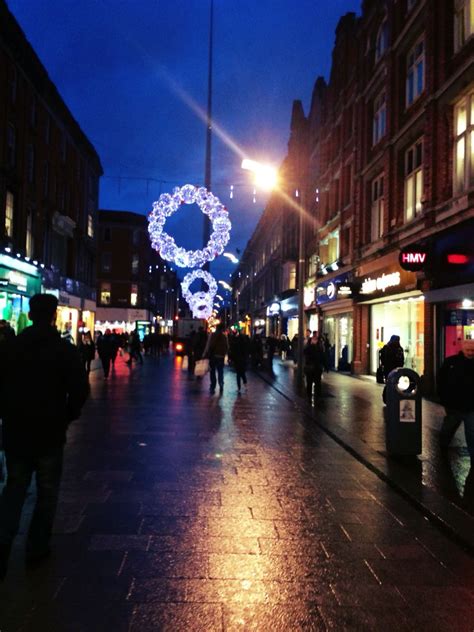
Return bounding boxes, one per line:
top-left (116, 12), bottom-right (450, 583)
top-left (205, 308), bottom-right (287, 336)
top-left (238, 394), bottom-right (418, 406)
top-left (279, 334), bottom-right (290, 361)
top-left (126, 330), bottom-right (143, 365)
top-left (78, 331), bottom-right (95, 374)
top-left (230, 330), bottom-right (250, 393)
top-left (0, 293), bottom-right (89, 580)
top-left (97, 328), bottom-right (115, 378)
top-left (203, 324), bottom-right (229, 393)
top-left (304, 334), bottom-right (325, 402)
top-left (380, 334), bottom-right (404, 380)
top-left (0, 319), bottom-right (15, 343)
top-left (437, 338), bottom-right (474, 459)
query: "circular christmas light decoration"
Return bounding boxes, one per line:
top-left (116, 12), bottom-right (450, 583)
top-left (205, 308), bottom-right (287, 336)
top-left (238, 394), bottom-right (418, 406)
top-left (148, 185), bottom-right (232, 268)
top-left (181, 270), bottom-right (218, 320)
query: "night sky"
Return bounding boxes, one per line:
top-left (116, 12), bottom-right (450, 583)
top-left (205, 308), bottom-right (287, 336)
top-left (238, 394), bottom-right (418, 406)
top-left (7, 0), bottom-right (361, 284)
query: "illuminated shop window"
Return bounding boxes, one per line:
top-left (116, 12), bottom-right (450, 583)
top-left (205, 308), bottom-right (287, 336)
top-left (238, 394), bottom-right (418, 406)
top-left (130, 284), bottom-right (138, 306)
top-left (87, 213), bottom-right (94, 238)
top-left (5, 191), bottom-right (14, 238)
top-left (454, 92), bottom-right (474, 193)
top-left (100, 283), bottom-right (111, 305)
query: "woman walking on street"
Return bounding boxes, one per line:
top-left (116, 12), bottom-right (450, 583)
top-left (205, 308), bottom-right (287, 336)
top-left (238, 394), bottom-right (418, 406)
top-left (97, 329), bottom-right (115, 379)
top-left (203, 324), bottom-right (229, 394)
top-left (230, 330), bottom-right (250, 393)
top-left (78, 331), bottom-right (95, 375)
top-left (304, 334), bottom-right (325, 403)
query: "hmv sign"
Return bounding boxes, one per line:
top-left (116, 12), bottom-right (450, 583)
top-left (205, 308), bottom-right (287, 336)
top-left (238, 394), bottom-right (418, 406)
top-left (399, 246), bottom-right (429, 272)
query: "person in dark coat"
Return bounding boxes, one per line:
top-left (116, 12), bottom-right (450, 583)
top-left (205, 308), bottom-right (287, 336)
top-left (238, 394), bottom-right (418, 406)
top-left (78, 331), bottom-right (95, 374)
top-left (230, 331), bottom-right (250, 393)
top-left (304, 334), bottom-right (325, 402)
top-left (203, 324), bottom-right (229, 393)
top-left (437, 338), bottom-right (474, 459)
top-left (0, 293), bottom-right (89, 580)
top-left (266, 335), bottom-right (278, 373)
top-left (380, 334), bottom-right (404, 380)
top-left (0, 319), bottom-right (15, 343)
top-left (126, 330), bottom-right (143, 365)
top-left (96, 328), bottom-right (115, 378)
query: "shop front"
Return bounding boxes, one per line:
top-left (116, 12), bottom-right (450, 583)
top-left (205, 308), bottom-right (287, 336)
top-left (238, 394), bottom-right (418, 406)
top-left (0, 254), bottom-right (41, 333)
top-left (316, 274), bottom-right (355, 371)
top-left (423, 219), bottom-right (474, 371)
top-left (280, 294), bottom-right (299, 340)
top-left (265, 301), bottom-right (281, 337)
top-left (355, 255), bottom-right (423, 376)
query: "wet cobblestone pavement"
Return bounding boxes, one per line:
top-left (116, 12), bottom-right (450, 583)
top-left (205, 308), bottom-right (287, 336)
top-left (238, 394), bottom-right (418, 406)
top-left (1, 354), bottom-right (474, 631)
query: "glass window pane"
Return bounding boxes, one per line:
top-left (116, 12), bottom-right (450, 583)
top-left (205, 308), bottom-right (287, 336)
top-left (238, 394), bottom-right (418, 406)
top-left (470, 130), bottom-right (474, 184)
top-left (456, 137), bottom-right (466, 191)
top-left (405, 175), bottom-right (414, 220)
top-left (415, 169), bottom-right (423, 214)
top-left (457, 101), bottom-right (467, 135)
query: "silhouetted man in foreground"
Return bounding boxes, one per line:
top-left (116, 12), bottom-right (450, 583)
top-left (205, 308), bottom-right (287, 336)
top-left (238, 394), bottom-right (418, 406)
top-left (0, 294), bottom-right (89, 580)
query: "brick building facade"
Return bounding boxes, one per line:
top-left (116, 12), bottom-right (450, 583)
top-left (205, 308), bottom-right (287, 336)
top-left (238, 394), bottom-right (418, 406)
top-left (96, 210), bottom-right (178, 334)
top-left (0, 0), bottom-right (102, 339)
top-left (237, 0), bottom-right (474, 394)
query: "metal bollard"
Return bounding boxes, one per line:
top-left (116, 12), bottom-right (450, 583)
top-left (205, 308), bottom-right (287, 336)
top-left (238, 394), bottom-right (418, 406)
top-left (384, 368), bottom-right (422, 455)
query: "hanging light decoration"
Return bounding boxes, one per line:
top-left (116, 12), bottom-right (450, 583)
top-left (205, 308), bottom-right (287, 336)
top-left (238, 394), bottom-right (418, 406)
top-left (181, 269), bottom-right (218, 320)
top-left (148, 184), bottom-right (231, 268)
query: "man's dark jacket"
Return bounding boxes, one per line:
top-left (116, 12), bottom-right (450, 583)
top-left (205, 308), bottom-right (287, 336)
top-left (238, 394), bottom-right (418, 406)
top-left (438, 352), bottom-right (474, 412)
top-left (0, 325), bottom-right (89, 455)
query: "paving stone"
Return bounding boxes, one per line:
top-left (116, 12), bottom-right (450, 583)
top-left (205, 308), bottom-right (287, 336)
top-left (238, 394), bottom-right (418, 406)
top-left (1, 356), bottom-right (473, 630)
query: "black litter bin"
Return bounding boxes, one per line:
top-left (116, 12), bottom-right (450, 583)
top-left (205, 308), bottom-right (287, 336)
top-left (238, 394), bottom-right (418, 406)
top-left (384, 367), bottom-right (422, 455)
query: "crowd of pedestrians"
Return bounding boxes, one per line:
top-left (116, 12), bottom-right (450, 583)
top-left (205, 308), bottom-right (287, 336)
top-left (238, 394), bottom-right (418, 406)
top-left (0, 291), bottom-right (472, 585)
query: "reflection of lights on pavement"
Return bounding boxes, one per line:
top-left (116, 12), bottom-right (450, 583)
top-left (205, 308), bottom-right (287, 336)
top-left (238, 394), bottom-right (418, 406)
top-left (241, 580), bottom-right (251, 589)
top-left (138, 442), bottom-right (147, 447)
top-left (214, 453), bottom-right (223, 459)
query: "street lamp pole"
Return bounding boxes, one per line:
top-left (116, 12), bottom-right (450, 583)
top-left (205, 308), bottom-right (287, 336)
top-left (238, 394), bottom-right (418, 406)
top-left (202, 0), bottom-right (214, 272)
top-left (296, 190), bottom-right (306, 389)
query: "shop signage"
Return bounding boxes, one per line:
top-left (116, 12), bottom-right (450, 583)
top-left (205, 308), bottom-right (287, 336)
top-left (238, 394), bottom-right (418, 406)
top-left (361, 272), bottom-right (401, 295)
top-left (399, 246), bottom-right (429, 272)
top-left (267, 301), bottom-right (281, 316)
top-left (7, 271), bottom-right (27, 291)
top-left (316, 274), bottom-right (354, 304)
top-left (0, 257), bottom-right (41, 296)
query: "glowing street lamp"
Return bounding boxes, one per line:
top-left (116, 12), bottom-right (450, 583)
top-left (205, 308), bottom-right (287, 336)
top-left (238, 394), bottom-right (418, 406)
top-left (241, 159), bottom-right (278, 191)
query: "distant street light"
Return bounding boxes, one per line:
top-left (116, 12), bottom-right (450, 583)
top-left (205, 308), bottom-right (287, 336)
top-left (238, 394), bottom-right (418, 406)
top-left (241, 159), bottom-right (278, 191)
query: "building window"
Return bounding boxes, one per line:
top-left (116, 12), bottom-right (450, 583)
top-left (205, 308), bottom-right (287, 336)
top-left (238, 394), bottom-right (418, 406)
top-left (102, 252), bottom-right (112, 273)
top-left (373, 93), bottom-right (387, 145)
top-left (319, 230), bottom-right (340, 267)
top-left (454, 92), bottom-right (474, 193)
top-left (371, 175), bottom-right (384, 241)
top-left (27, 144), bottom-right (35, 184)
top-left (87, 214), bottom-right (94, 238)
top-left (26, 212), bottom-right (33, 258)
top-left (375, 20), bottom-right (388, 61)
top-left (103, 227), bottom-right (111, 242)
top-left (130, 284), bottom-right (138, 306)
top-left (406, 38), bottom-right (425, 107)
top-left (7, 124), bottom-right (16, 167)
top-left (404, 139), bottom-right (423, 222)
top-left (43, 162), bottom-right (49, 198)
top-left (5, 191), bottom-right (14, 238)
top-left (455, 0), bottom-right (474, 50)
top-left (132, 254), bottom-right (139, 275)
top-left (100, 283), bottom-right (111, 305)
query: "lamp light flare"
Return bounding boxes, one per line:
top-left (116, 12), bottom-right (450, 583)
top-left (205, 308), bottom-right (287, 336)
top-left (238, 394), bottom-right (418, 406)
top-left (241, 158), bottom-right (278, 192)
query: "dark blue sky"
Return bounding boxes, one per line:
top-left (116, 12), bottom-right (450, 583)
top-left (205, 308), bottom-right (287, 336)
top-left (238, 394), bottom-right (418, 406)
top-left (7, 0), bottom-right (360, 283)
